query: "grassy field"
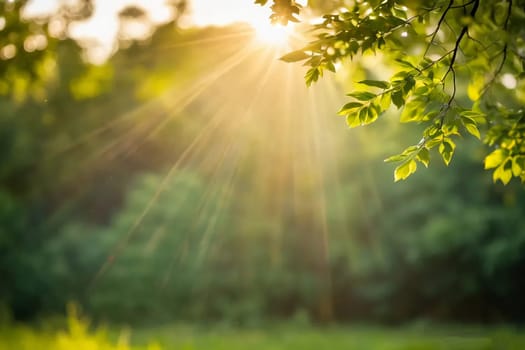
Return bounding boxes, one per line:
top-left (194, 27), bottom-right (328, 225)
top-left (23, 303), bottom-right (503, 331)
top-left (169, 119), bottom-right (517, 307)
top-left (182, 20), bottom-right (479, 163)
top-left (1, 317), bottom-right (524, 350)
top-left (131, 324), bottom-right (525, 350)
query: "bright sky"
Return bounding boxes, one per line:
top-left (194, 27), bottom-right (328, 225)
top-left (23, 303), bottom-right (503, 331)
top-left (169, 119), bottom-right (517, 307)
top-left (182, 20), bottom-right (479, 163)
top-left (183, 0), bottom-right (272, 27)
top-left (24, 0), bottom-right (301, 62)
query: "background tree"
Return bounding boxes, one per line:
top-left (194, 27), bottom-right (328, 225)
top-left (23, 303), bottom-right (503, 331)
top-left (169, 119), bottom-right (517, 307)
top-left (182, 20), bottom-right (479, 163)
top-left (1, 0), bottom-right (525, 327)
top-left (0, 0), bottom-right (96, 99)
top-left (259, 0), bottom-right (525, 184)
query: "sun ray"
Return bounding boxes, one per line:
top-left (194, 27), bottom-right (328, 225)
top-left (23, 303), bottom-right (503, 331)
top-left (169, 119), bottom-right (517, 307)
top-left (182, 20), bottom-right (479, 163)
top-left (99, 43), bottom-right (258, 156)
top-left (61, 43), bottom-right (262, 208)
top-left (151, 30), bottom-right (254, 51)
top-left (160, 47), bottom-right (279, 284)
top-left (89, 44), bottom-right (275, 288)
top-left (252, 20), bottom-right (294, 47)
top-left (87, 100), bottom-right (235, 289)
top-left (45, 33), bottom-right (257, 163)
top-left (197, 53), bottom-right (278, 252)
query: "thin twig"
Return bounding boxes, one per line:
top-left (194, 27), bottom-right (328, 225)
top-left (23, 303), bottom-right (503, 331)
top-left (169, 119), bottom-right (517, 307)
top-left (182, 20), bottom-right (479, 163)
top-left (424, 0), bottom-right (454, 57)
top-left (442, 0), bottom-right (480, 82)
top-left (480, 0), bottom-right (513, 97)
top-left (450, 0), bottom-right (476, 9)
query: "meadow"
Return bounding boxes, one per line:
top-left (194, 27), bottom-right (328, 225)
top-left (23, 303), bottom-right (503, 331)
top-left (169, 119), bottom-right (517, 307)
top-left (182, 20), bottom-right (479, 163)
top-left (1, 313), bottom-right (524, 350)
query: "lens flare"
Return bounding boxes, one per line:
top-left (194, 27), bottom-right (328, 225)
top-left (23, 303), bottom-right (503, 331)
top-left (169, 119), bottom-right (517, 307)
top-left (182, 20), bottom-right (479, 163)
top-left (251, 19), bottom-right (294, 46)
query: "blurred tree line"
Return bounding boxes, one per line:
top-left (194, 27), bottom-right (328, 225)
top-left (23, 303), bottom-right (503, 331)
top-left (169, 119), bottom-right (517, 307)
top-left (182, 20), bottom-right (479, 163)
top-left (1, 0), bottom-right (525, 326)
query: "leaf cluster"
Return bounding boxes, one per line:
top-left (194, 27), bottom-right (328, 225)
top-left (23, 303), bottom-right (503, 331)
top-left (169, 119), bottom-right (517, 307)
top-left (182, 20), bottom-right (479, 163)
top-left (254, 0), bottom-right (302, 25)
top-left (259, 0), bottom-right (525, 184)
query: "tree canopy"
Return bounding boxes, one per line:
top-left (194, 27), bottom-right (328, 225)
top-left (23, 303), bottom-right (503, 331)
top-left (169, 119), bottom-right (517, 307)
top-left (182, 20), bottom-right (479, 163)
top-left (258, 0), bottom-right (525, 184)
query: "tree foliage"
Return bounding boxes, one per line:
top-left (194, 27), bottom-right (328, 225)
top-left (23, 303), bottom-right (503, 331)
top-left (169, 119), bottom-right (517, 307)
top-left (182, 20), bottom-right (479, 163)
top-left (3, 21), bottom-right (520, 324)
top-left (1, 0), bottom-right (525, 325)
top-left (0, 0), bottom-right (95, 100)
top-left (260, 0), bottom-right (525, 184)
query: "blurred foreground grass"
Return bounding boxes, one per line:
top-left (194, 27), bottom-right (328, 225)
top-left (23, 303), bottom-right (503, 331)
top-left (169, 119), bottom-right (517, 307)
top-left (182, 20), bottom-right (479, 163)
top-left (132, 324), bottom-right (525, 350)
top-left (1, 312), bottom-right (524, 350)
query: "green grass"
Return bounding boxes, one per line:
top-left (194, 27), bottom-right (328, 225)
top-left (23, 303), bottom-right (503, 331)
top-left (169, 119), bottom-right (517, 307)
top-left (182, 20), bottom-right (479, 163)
top-left (1, 313), bottom-right (524, 350)
top-left (131, 324), bottom-right (525, 350)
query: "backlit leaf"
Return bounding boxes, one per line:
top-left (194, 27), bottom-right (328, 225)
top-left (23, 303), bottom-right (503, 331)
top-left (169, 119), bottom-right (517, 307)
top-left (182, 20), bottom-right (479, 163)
top-left (416, 147), bottom-right (430, 167)
top-left (462, 117), bottom-right (481, 139)
top-left (338, 102), bottom-right (362, 115)
top-left (512, 157), bottom-right (522, 177)
top-left (305, 68), bottom-right (320, 86)
top-left (391, 90), bottom-right (405, 108)
top-left (493, 164), bottom-right (512, 185)
top-left (467, 75), bottom-right (484, 101)
top-left (280, 50), bottom-right (310, 63)
top-left (439, 138), bottom-right (456, 166)
top-left (358, 107), bottom-right (368, 123)
top-left (395, 58), bottom-right (417, 69)
top-left (385, 154), bottom-right (407, 163)
top-left (347, 91), bottom-right (377, 101)
top-left (379, 93), bottom-right (391, 110)
top-left (346, 112), bottom-right (360, 127)
top-left (358, 80), bottom-right (390, 89)
top-left (484, 149), bottom-right (507, 169)
top-left (394, 159), bottom-right (417, 182)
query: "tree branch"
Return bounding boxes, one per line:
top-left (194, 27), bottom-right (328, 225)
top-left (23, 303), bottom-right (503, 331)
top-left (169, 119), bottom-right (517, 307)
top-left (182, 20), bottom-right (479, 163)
top-left (424, 0), bottom-right (454, 57)
top-left (480, 0), bottom-right (513, 96)
top-left (442, 0), bottom-right (480, 86)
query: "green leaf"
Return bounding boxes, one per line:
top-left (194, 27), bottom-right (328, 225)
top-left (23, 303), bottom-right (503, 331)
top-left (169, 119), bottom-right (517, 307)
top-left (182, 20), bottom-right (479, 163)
top-left (379, 93), bottom-right (391, 110)
top-left (388, 16), bottom-right (406, 26)
top-left (377, 37), bottom-right (386, 49)
top-left (348, 40), bottom-right (360, 54)
top-left (439, 138), bottom-right (456, 166)
top-left (402, 146), bottom-right (419, 154)
top-left (391, 90), bottom-right (405, 108)
top-left (416, 147), bottom-right (430, 167)
top-left (400, 102), bottom-right (423, 123)
top-left (387, 145), bottom-right (419, 162)
top-left (402, 76), bottom-right (415, 95)
top-left (347, 91), bottom-right (377, 101)
top-left (493, 164), bottom-right (512, 185)
top-left (400, 107), bottom-right (414, 123)
top-left (280, 50), bottom-right (310, 63)
top-left (461, 116), bottom-right (481, 139)
top-left (361, 37), bottom-right (375, 53)
top-left (338, 102), bottom-right (362, 115)
top-left (394, 159), bottom-right (417, 182)
top-left (366, 103), bottom-right (379, 124)
top-left (324, 61), bottom-right (336, 72)
top-left (484, 149), bottom-right (507, 169)
top-left (464, 124), bottom-right (480, 139)
top-left (512, 157), bottom-right (522, 177)
top-left (385, 153), bottom-right (407, 163)
top-left (346, 112), bottom-right (360, 128)
top-left (358, 107), bottom-right (368, 123)
top-left (395, 58), bottom-right (417, 69)
top-left (467, 74), bottom-right (484, 101)
top-left (358, 80), bottom-right (390, 89)
top-left (304, 55), bottom-right (322, 67)
top-left (460, 110), bottom-right (486, 124)
top-left (426, 136), bottom-right (442, 149)
top-left (515, 156), bottom-right (525, 176)
top-left (393, 6), bottom-right (408, 19)
top-left (305, 68), bottom-right (320, 86)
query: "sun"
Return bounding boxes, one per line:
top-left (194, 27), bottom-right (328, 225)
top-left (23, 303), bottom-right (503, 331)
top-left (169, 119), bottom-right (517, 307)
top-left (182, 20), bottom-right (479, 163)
top-left (250, 18), bottom-right (294, 46)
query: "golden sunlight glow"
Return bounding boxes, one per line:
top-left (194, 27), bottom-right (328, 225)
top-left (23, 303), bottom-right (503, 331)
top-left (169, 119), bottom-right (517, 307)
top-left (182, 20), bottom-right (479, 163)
top-left (251, 20), bottom-right (294, 46)
top-left (186, 0), bottom-right (297, 47)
